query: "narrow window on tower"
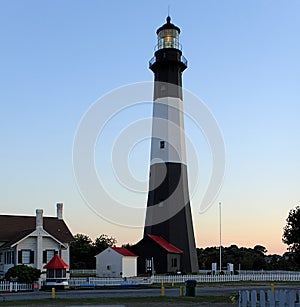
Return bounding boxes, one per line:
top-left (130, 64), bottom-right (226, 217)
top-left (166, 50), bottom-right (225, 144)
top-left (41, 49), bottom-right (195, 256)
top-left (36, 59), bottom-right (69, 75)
top-left (160, 141), bottom-right (165, 149)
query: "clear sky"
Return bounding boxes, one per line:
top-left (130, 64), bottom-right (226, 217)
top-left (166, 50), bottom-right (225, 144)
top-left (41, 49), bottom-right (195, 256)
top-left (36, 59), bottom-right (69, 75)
top-left (1, 0), bottom-right (299, 256)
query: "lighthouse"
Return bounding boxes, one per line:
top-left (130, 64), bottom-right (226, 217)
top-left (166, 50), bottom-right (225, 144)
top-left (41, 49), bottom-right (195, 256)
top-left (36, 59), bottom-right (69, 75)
top-left (143, 17), bottom-right (199, 273)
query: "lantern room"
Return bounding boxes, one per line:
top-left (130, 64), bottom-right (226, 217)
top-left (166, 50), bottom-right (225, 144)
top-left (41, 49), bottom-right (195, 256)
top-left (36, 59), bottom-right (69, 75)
top-left (156, 16), bottom-right (181, 50)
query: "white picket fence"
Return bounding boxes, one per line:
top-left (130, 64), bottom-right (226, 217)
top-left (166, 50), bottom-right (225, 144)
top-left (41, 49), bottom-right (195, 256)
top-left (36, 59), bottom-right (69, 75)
top-left (69, 276), bottom-right (152, 288)
top-left (68, 272), bottom-right (300, 287)
top-left (239, 289), bottom-right (300, 307)
top-left (152, 273), bottom-right (300, 284)
top-left (0, 281), bottom-right (33, 292)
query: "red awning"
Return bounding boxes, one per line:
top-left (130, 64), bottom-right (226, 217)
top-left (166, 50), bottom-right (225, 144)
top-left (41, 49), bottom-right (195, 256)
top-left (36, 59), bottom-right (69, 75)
top-left (43, 254), bottom-right (69, 269)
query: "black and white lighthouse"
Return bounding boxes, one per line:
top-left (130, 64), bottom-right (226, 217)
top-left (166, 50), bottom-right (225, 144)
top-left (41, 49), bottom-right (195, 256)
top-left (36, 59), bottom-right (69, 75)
top-left (143, 17), bottom-right (199, 273)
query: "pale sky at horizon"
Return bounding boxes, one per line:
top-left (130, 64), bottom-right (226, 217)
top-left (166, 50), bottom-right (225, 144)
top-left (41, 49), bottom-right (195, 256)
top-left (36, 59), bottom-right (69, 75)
top-left (1, 1), bottom-right (300, 256)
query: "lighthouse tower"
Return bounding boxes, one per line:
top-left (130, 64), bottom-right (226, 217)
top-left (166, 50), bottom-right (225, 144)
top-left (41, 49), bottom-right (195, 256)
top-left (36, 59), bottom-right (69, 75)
top-left (144, 17), bottom-right (199, 273)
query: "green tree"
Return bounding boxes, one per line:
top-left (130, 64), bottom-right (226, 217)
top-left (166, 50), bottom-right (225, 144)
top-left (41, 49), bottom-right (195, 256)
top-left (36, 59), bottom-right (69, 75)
top-left (92, 234), bottom-right (116, 255)
top-left (70, 233), bottom-right (117, 269)
top-left (253, 245), bottom-right (268, 256)
top-left (5, 265), bottom-right (41, 283)
top-left (282, 206), bottom-right (300, 268)
top-left (70, 234), bottom-right (94, 269)
top-left (283, 206), bottom-right (300, 252)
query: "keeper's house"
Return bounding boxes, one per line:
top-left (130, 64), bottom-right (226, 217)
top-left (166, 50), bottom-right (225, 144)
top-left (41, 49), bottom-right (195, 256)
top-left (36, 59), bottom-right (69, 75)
top-left (0, 203), bottom-right (74, 276)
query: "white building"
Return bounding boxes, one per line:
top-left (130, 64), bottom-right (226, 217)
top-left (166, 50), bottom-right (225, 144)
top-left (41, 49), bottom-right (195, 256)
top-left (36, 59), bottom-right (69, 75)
top-left (95, 246), bottom-right (138, 278)
top-left (0, 203), bottom-right (74, 276)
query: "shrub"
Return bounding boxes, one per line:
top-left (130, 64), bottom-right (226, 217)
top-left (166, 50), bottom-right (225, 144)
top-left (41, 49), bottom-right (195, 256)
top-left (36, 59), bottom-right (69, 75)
top-left (5, 265), bottom-right (41, 283)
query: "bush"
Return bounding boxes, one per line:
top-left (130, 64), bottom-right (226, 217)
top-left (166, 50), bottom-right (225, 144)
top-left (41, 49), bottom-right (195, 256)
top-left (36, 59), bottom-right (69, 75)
top-left (5, 265), bottom-right (41, 283)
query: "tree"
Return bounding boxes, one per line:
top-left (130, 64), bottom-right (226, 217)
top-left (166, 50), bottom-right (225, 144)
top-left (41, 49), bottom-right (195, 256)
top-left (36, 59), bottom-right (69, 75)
top-left (283, 206), bottom-right (300, 252)
top-left (92, 234), bottom-right (117, 255)
top-left (282, 206), bottom-right (300, 267)
top-left (253, 245), bottom-right (268, 256)
top-left (5, 265), bottom-right (41, 283)
top-left (70, 234), bottom-right (94, 269)
top-left (70, 233), bottom-right (117, 269)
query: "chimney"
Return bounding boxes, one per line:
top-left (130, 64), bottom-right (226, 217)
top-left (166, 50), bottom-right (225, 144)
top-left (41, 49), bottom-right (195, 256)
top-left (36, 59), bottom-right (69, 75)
top-left (57, 203), bottom-right (63, 220)
top-left (36, 209), bottom-right (43, 229)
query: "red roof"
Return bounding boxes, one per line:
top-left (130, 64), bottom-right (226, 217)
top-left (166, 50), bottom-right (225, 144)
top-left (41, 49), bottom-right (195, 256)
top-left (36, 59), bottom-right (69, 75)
top-left (43, 254), bottom-right (69, 269)
top-left (111, 246), bottom-right (137, 257)
top-left (147, 235), bottom-right (183, 253)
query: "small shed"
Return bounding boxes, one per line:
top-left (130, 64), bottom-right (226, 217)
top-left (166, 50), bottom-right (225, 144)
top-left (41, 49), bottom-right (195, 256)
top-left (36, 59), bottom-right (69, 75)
top-left (43, 254), bottom-right (69, 288)
top-left (95, 246), bottom-right (138, 278)
top-left (130, 234), bottom-right (183, 275)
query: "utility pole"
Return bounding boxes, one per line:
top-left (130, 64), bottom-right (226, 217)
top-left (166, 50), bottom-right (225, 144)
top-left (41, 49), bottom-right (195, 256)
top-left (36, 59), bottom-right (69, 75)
top-left (219, 202), bottom-right (222, 273)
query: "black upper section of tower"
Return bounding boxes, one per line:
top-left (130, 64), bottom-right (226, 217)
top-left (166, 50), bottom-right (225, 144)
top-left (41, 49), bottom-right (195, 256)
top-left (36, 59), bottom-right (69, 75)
top-left (149, 16), bottom-right (187, 99)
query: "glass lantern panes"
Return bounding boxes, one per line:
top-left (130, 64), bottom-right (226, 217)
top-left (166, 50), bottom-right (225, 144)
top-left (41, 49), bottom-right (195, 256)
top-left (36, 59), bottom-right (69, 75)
top-left (157, 29), bottom-right (179, 49)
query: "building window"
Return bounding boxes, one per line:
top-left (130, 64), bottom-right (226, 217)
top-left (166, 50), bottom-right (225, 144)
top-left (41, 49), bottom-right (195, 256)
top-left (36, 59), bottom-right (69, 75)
top-left (171, 258), bottom-right (178, 267)
top-left (160, 141), bottom-right (165, 149)
top-left (43, 250), bottom-right (57, 263)
top-left (146, 259), bottom-right (152, 272)
top-left (0, 253), bottom-right (3, 264)
top-left (4, 251), bottom-right (14, 264)
top-left (18, 250), bottom-right (34, 264)
top-left (107, 265), bottom-right (111, 270)
top-left (22, 250), bottom-right (31, 264)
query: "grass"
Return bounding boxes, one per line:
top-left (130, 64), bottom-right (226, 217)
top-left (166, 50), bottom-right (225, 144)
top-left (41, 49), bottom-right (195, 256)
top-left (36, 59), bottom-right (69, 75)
top-left (0, 295), bottom-right (233, 306)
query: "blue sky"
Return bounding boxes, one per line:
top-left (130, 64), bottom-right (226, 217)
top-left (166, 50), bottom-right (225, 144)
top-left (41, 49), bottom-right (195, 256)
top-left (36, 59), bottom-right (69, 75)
top-left (1, 1), bottom-right (299, 255)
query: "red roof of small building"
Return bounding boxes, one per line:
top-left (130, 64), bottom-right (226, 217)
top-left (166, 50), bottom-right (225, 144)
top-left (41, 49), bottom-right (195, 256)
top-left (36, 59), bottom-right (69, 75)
top-left (147, 235), bottom-right (183, 253)
top-left (111, 246), bottom-right (137, 257)
top-left (43, 254), bottom-right (69, 269)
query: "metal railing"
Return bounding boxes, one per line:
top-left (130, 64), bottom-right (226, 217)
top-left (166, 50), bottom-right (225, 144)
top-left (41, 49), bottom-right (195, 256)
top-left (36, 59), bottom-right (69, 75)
top-left (149, 55), bottom-right (188, 68)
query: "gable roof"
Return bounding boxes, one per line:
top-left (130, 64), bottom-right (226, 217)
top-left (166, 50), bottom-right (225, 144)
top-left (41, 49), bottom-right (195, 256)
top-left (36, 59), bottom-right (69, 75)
top-left (111, 246), bottom-right (137, 257)
top-left (44, 254), bottom-right (69, 269)
top-left (147, 235), bottom-right (183, 253)
top-left (0, 215), bottom-right (74, 248)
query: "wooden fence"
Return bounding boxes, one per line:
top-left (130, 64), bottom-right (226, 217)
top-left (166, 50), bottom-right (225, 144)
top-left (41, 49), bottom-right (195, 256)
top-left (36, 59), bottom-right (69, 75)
top-left (0, 281), bottom-right (33, 292)
top-left (239, 289), bottom-right (300, 307)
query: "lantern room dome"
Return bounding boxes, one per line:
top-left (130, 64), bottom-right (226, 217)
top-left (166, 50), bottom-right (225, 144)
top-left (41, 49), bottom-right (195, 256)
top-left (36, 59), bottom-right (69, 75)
top-left (156, 16), bottom-right (180, 34)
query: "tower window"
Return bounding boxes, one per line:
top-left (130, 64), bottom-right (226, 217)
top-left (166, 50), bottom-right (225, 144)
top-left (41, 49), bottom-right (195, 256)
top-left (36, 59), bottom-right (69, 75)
top-left (160, 141), bottom-right (165, 149)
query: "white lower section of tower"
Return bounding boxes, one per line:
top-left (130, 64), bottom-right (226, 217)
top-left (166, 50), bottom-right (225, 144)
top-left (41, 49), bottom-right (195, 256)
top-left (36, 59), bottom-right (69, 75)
top-left (150, 97), bottom-right (187, 165)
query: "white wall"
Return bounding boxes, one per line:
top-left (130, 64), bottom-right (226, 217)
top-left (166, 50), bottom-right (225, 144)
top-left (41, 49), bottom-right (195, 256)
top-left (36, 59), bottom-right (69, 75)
top-left (95, 248), bottom-right (137, 278)
top-left (96, 248), bottom-right (122, 278)
top-left (122, 256), bottom-right (137, 277)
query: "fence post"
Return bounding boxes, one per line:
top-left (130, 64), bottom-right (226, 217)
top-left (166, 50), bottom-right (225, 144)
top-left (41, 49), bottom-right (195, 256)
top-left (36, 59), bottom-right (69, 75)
top-left (278, 289), bottom-right (287, 307)
top-left (9, 282), bottom-right (12, 292)
top-left (260, 290), bottom-right (266, 307)
top-left (287, 290), bottom-right (296, 306)
top-left (250, 290), bottom-right (257, 307)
